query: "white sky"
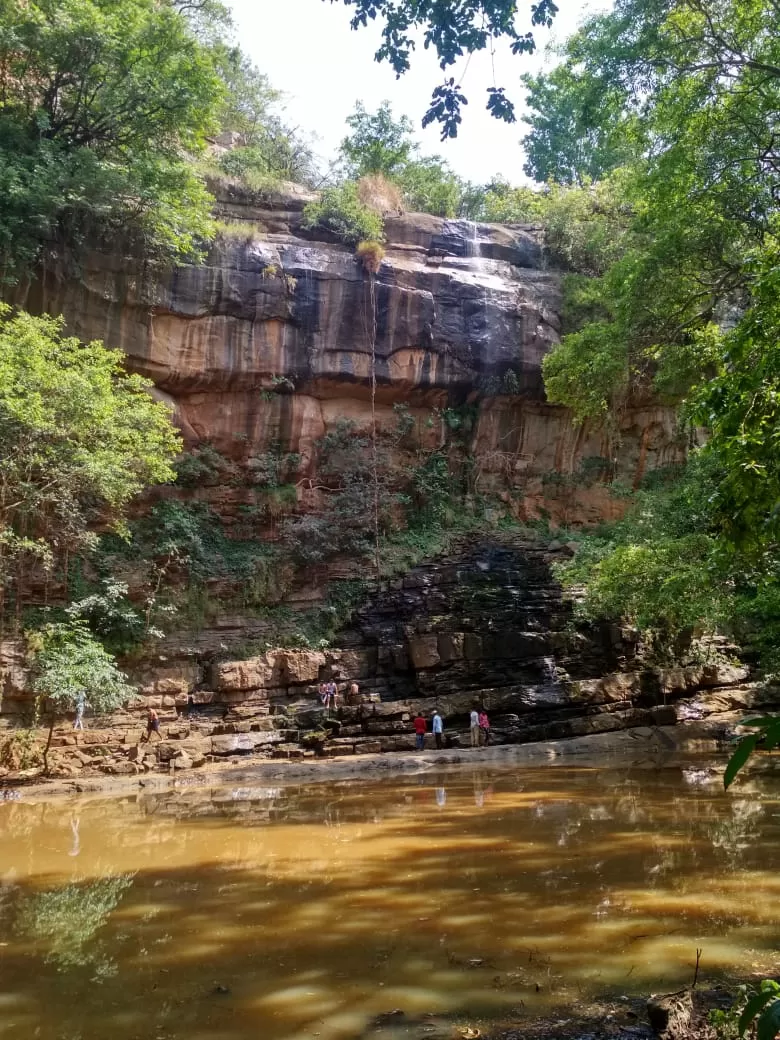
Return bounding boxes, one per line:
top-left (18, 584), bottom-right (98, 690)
top-left (228, 0), bottom-right (604, 184)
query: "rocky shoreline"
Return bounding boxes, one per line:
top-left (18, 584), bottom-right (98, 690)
top-left (0, 722), bottom-right (763, 801)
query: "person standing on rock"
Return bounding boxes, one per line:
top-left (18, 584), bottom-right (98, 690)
top-left (478, 709), bottom-right (490, 746)
top-left (432, 710), bottom-right (444, 750)
top-left (73, 691), bottom-right (86, 732)
top-left (469, 708), bottom-right (480, 748)
top-left (413, 712), bottom-right (427, 750)
top-left (142, 707), bottom-right (161, 743)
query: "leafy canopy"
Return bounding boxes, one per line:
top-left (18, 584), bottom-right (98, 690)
top-left (31, 620), bottom-right (132, 714)
top-left (327, 0), bottom-right (558, 137)
top-left (0, 305), bottom-right (181, 623)
top-left (0, 0), bottom-right (225, 281)
top-left (338, 101), bottom-right (469, 217)
top-left (303, 182), bottom-right (385, 244)
top-left (340, 101), bottom-right (416, 178)
top-left (531, 0), bottom-right (780, 706)
top-left (0, 0), bottom-right (317, 281)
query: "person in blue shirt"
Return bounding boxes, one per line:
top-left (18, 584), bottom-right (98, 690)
top-left (431, 710), bottom-right (444, 749)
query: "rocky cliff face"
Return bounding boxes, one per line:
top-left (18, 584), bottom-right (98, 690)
top-left (18, 184), bottom-right (684, 530)
top-left (0, 185), bottom-right (706, 774)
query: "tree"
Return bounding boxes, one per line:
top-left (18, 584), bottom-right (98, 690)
top-left (31, 620), bottom-right (133, 771)
top-left (531, 0), bottom-right (778, 423)
top-left (340, 101), bottom-right (417, 178)
top-left (397, 156), bottom-right (464, 217)
top-left (531, 0), bottom-right (780, 710)
top-left (302, 183), bottom-right (384, 243)
top-left (521, 63), bottom-right (644, 184)
top-left (212, 44), bottom-right (281, 143)
top-left (0, 0), bottom-right (223, 282)
top-left (326, 0), bottom-right (558, 137)
top-left (210, 44), bottom-right (318, 186)
top-left (0, 305), bottom-right (182, 628)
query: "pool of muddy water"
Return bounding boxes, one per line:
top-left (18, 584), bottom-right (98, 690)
top-left (0, 759), bottom-right (777, 1039)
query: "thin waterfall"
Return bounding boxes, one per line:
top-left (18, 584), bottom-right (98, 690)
top-left (542, 656), bottom-right (559, 686)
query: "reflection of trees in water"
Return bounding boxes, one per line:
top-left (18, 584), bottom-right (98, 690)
top-left (14, 873), bottom-right (134, 977)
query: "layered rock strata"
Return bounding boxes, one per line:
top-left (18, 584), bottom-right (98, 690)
top-left (0, 538), bottom-right (762, 779)
top-left (17, 185), bottom-right (685, 530)
top-left (0, 187), bottom-right (709, 777)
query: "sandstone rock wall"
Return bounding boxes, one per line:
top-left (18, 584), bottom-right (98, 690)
top-left (16, 185), bottom-right (685, 528)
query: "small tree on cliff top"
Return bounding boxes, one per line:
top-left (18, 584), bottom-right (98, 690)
top-left (31, 621), bottom-right (133, 772)
top-left (0, 305), bottom-right (182, 629)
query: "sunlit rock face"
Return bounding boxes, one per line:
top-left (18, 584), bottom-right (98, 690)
top-left (17, 185), bottom-right (684, 525)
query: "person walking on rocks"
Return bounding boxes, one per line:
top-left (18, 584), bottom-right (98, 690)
top-left (73, 691), bottom-right (85, 732)
top-left (469, 708), bottom-right (480, 748)
top-left (478, 709), bottom-right (490, 746)
top-left (142, 707), bottom-right (161, 743)
top-left (413, 712), bottom-right (427, 751)
top-left (432, 710), bottom-right (444, 750)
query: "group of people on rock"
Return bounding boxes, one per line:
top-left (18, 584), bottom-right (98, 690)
top-left (412, 707), bottom-right (490, 750)
top-left (317, 679), bottom-right (360, 711)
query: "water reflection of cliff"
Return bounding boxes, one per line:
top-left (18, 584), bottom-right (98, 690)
top-left (134, 765), bottom-right (773, 870)
top-left (0, 763), bottom-right (776, 1040)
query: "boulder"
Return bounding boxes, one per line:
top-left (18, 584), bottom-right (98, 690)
top-left (101, 761), bottom-right (137, 776)
top-left (650, 705), bottom-right (677, 726)
top-left (211, 656), bottom-right (274, 692)
top-left (354, 741), bottom-right (382, 754)
top-left (210, 731), bottom-right (283, 755)
top-left (331, 649), bottom-right (376, 680)
top-left (276, 650), bottom-right (326, 685)
top-left (407, 635), bottom-right (440, 670)
top-left (141, 678), bottom-right (191, 697)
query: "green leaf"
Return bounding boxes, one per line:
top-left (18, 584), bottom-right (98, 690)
top-left (739, 990), bottom-right (775, 1036)
top-left (724, 732), bottom-right (761, 790)
top-left (762, 722), bottom-right (780, 751)
top-left (757, 1000), bottom-right (780, 1040)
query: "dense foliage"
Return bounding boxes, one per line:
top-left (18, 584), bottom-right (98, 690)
top-left (303, 182), bottom-right (385, 243)
top-left (31, 620), bottom-right (132, 715)
top-left (337, 101), bottom-right (472, 218)
top-left (0, 0), bottom-right (316, 283)
top-left (0, 305), bottom-right (180, 628)
top-left (0, 0), bottom-right (222, 281)
top-left (521, 0), bottom-right (780, 685)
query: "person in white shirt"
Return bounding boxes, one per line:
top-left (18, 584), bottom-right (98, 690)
top-left (432, 710), bottom-right (444, 749)
top-left (469, 708), bottom-right (480, 747)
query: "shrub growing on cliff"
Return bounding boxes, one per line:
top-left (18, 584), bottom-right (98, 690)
top-left (302, 184), bottom-right (384, 245)
top-left (356, 240), bottom-right (386, 274)
top-left (0, 306), bottom-right (181, 629)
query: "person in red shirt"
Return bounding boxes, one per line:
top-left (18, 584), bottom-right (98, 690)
top-left (413, 713), bottom-right (427, 751)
